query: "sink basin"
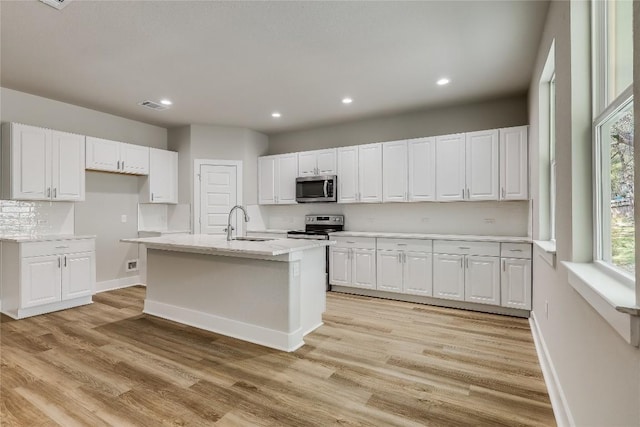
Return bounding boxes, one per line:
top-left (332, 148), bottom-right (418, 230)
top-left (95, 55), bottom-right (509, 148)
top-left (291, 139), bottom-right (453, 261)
top-left (232, 237), bottom-right (275, 242)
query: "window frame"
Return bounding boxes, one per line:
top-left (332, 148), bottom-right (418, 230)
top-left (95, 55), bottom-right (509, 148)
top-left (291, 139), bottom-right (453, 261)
top-left (549, 73), bottom-right (557, 243)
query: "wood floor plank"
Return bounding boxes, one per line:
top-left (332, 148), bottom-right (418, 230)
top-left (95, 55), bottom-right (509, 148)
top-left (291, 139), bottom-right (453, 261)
top-left (0, 285), bottom-right (556, 426)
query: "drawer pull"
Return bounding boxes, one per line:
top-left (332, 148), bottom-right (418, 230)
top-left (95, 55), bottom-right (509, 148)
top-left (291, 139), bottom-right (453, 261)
top-left (458, 246), bottom-right (470, 250)
top-left (509, 249), bottom-right (523, 252)
top-left (55, 246), bottom-right (69, 249)
top-left (396, 243), bottom-right (407, 246)
top-left (346, 241), bottom-right (356, 244)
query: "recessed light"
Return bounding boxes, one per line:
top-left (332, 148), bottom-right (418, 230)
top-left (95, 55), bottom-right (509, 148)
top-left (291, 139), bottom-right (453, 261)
top-left (342, 97), bottom-right (353, 104)
top-left (160, 99), bottom-right (173, 106)
top-left (437, 78), bottom-right (450, 86)
top-left (272, 112), bottom-right (281, 118)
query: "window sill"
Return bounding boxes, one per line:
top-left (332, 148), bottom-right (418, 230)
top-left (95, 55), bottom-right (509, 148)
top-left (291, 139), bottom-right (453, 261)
top-left (563, 262), bottom-right (640, 347)
top-left (534, 240), bottom-right (557, 267)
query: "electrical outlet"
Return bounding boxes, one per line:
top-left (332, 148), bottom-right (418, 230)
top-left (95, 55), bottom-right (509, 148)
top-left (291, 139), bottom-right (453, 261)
top-left (545, 300), bottom-right (549, 319)
top-left (484, 218), bottom-right (496, 224)
top-left (121, 214), bottom-right (127, 223)
top-left (126, 259), bottom-right (139, 272)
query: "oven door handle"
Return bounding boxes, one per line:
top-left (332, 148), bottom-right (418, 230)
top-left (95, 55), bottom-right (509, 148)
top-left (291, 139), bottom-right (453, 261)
top-left (323, 180), bottom-right (328, 198)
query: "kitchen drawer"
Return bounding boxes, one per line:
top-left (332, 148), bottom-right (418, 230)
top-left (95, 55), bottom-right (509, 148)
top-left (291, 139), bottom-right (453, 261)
top-left (21, 239), bottom-right (95, 258)
top-left (501, 243), bottom-right (532, 259)
top-left (332, 236), bottom-right (376, 250)
top-left (377, 238), bottom-right (432, 252)
top-left (433, 240), bottom-right (500, 257)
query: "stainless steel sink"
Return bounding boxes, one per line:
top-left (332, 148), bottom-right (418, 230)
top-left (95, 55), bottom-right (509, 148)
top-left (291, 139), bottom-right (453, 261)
top-left (232, 237), bottom-right (275, 242)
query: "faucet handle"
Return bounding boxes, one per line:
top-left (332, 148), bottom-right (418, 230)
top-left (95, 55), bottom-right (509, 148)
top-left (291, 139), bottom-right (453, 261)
top-left (223, 226), bottom-right (235, 232)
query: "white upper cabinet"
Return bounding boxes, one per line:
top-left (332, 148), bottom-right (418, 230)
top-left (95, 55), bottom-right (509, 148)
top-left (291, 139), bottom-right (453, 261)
top-left (383, 138), bottom-right (436, 203)
top-left (1, 123), bottom-right (85, 202)
top-left (358, 143), bottom-right (383, 203)
top-left (500, 126), bottom-right (529, 200)
top-left (337, 146), bottom-right (359, 203)
top-left (258, 153), bottom-right (298, 205)
top-left (435, 133), bottom-right (466, 201)
top-left (140, 148), bottom-right (178, 204)
top-left (465, 130), bottom-right (499, 201)
top-left (382, 140), bottom-right (408, 202)
top-left (276, 153), bottom-right (298, 204)
top-left (298, 148), bottom-right (336, 177)
top-left (52, 130), bottom-right (85, 201)
top-left (408, 137), bottom-right (436, 202)
top-left (86, 137), bottom-right (149, 175)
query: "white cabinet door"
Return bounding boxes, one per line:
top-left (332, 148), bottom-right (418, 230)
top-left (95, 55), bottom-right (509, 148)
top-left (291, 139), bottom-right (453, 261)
top-left (436, 134), bottom-right (465, 201)
top-left (316, 149), bottom-right (337, 175)
top-left (433, 253), bottom-right (465, 301)
top-left (21, 255), bottom-right (61, 308)
top-left (352, 248), bottom-right (376, 289)
top-left (329, 247), bottom-right (351, 286)
top-left (86, 136), bottom-right (120, 172)
top-left (466, 130), bottom-right (499, 201)
top-left (404, 252), bottom-right (433, 296)
top-left (120, 143), bottom-right (149, 175)
top-left (382, 141), bottom-right (408, 202)
top-left (358, 143), bottom-right (382, 203)
top-left (500, 126), bottom-right (529, 200)
top-left (465, 256), bottom-right (501, 305)
top-left (10, 123), bottom-right (52, 201)
top-left (258, 156), bottom-right (276, 205)
top-left (298, 151), bottom-right (317, 177)
top-left (408, 137), bottom-right (436, 201)
top-left (147, 148), bottom-right (178, 203)
top-left (61, 252), bottom-right (95, 300)
top-left (52, 130), bottom-right (85, 201)
top-left (276, 154), bottom-right (298, 204)
top-left (338, 146), bottom-right (359, 203)
top-left (501, 258), bottom-right (531, 309)
top-left (376, 250), bottom-right (403, 292)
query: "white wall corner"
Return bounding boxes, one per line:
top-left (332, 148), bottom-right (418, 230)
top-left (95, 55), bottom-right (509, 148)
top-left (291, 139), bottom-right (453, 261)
top-left (529, 312), bottom-right (575, 427)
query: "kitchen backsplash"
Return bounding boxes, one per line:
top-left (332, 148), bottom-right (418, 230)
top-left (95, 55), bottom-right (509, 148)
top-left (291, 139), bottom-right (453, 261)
top-left (0, 200), bottom-right (74, 236)
top-left (260, 201), bottom-right (530, 236)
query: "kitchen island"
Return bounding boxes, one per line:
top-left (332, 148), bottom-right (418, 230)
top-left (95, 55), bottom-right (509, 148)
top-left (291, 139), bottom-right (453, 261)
top-left (123, 234), bottom-right (332, 352)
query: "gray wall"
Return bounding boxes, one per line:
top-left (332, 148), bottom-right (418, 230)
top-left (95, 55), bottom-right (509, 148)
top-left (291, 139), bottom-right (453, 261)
top-left (169, 124), bottom-right (269, 211)
top-left (1, 88), bottom-right (168, 284)
top-left (528, 1), bottom-right (640, 425)
top-left (267, 94), bottom-right (528, 154)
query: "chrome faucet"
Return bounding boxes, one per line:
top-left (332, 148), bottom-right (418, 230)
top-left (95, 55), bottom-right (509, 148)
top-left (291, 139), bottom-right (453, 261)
top-left (225, 205), bottom-right (250, 241)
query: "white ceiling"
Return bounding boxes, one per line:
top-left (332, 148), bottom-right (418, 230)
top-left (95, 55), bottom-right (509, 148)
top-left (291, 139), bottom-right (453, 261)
top-left (1, 1), bottom-right (549, 134)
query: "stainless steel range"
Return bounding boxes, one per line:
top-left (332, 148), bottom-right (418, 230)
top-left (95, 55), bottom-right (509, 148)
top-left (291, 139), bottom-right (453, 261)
top-left (287, 214), bottom-right (344, 289)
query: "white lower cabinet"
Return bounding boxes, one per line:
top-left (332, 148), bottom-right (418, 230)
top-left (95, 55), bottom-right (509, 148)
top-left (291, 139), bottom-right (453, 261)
top-left (433, 241), bottom-right (500, 305)
top-left (329, 237), bottom-right (376, 289)
top-left (1, 238), bottom-right (96, 319)
top-left (500, 243), bottom-right (532, 309)
top-left (376, 238), bottom-right (433, 296)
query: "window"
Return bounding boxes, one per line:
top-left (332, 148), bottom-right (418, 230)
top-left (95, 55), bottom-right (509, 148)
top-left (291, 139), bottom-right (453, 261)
top-left (549, 73), bottom-right (557, 242)
top-left (593, 0), bottom-right (634, 281)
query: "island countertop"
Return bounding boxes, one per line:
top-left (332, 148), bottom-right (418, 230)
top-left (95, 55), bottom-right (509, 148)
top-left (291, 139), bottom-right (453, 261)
top-left (122, 234), bottom-right (333, 260)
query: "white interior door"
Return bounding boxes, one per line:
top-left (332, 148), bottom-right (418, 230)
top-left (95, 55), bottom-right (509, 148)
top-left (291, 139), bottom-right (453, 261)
top-left (199, 164), bottom-right (239, 235)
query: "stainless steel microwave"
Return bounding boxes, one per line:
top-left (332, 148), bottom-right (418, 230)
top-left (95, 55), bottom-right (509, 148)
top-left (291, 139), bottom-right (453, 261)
top-left (296, 175), bottom-right (337, 203)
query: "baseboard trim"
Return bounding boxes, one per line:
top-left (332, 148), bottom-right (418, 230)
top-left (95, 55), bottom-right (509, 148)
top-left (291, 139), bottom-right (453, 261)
top-left (95, 276), bottom-right (143, 293)
top-left (143, 299), bottom-right (305, 352)
top-left (529, 311), bottom-right (574, 427)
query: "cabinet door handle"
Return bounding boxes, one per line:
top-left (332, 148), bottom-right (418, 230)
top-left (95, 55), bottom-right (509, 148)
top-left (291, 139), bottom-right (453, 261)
top-left (64, 256), bottom-right (67, 267)
top-left (151, 192), bottom-right (154, 201)
top-left (398, 253), bottom-right (402, 263)
top-left (466, 257), bottom-right (469, 269)
top-left (460, 258), bottom-right (463, 268)
top-left (466, 188), bottom-right (470, 199)
top-left (402, 252), bottom-right (406, 263)
top-left (117, 160), bottom-right (120, 170)
top-left (58, 257), bottom-right (61, 268)
top-left (502, 259), bottom-right (506, 271)
top-left (122, 161), bottom-right (125, 170)
top-left (53, 188), bottom-right (57, 199)
top-left (47, 187), bottom-right (51, 198)
top-left (502, 187), bottom-right (506, 198)
top-left (461, 188), bottom-right (464, 198)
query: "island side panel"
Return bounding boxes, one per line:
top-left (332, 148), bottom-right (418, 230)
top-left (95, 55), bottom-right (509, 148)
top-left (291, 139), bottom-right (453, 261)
top-left (145, 248), bottom-right (303, 351)
top-left (298, 246), bottom-right (327, 335)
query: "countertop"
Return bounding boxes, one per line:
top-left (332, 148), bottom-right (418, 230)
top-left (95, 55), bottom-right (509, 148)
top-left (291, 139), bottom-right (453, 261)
top-left (0, 234), bottom-right (96, 243)
top-left (329, 231), bottom-right (532, 243)
top-left (122, 234), bottom-right (333, 258)
top-left (138, 229), bottom-right (192, 234)
top-left (246, 229), bottom-right (289, 234)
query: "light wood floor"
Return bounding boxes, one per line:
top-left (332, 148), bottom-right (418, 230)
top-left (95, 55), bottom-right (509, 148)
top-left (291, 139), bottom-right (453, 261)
top-left (1, 286), bottom-right (555, 426)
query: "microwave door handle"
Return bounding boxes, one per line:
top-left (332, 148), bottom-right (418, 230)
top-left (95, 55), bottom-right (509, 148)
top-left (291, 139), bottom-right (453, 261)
top-left (324, 180), bottom-right (328, 198)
